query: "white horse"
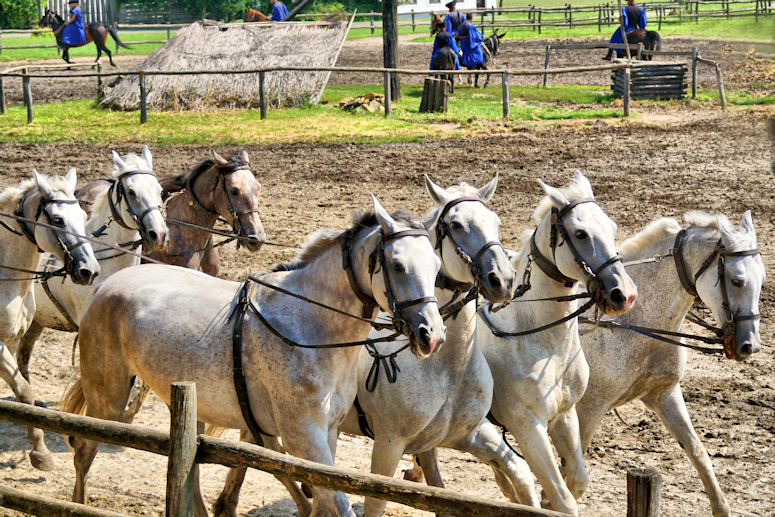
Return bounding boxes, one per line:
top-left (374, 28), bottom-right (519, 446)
top-left (17, 148), bottom-right (169, 382)
top-left (62, 197), bottom-right (446, 517)
top-left (0, 169), bottom-right (99, 471)
top-left (574, 211), bottom-right (764, 517)
top-left (471, 171), bottom-right (638, 515)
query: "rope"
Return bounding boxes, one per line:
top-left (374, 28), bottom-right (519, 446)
top-left (166, 217), bottom-right (300, 249)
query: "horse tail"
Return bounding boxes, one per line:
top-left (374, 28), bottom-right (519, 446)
top-left (107, 25), bottom-right (131, 49)
top-left (205, 424), bottom-right (230, 438)
top-left (59, 375), bottom-right (88, 416)
top-left (653, 32), bottom-right (661, 51)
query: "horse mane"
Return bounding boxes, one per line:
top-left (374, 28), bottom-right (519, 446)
top-left (683, 211), bottom-right (756, 252)
top-left (618, 217), bottom-right (682, 256)
top-left (159, 152), bottom-right (248, 198)
top-left (0, 174), bottom-right (73, 212)
top-left (273, 209), bottom-right (420, 272)
top-left (531, 175), bottom-right (595, 224)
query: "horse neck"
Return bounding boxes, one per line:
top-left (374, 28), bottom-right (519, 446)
top-left (87, 189), bottom-right (142, 276)
top-left (436, 287), bottom-right (478, 363)
top-left (166, 169), bottom-right (220, 247)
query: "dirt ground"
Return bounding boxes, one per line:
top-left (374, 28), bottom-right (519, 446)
top-left (0, 35), bottom-right (773, 517)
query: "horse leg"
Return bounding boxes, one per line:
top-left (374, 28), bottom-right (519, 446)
top-left (199, 243), bottom-right (221, 277)
top-left (412, 449), bottom-right (453, 517)
top-left (643, 385), bottom-right (731, 517)
top-left (63, 46), bottom-right (71, 64)
top-left (402, 455), bottom-right (424, 482)
top-left (547, 407), bottom-right (588, 500)
top-left (98, 37), bottom-right (115, 67)
top-left (192, 421), bottom-right (208, 517)
top-left (0, 338), bottom-right (55, 471)
top-left (363, 438), bottom-right (408, 517)
top-left (17, 320), bottom-right (44, 383)
top-left (481, 63), bottom-right (490, 88)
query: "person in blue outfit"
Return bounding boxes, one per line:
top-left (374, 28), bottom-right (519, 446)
top-left (271, 0), bottom-right (289, 22)
top-left (430, 20), bottom-right (460, 70)
top-left (61, 0), bottom-right (85, 46)
top-left (456, 13), bottom-right (484, 69)
top-left (603, 0), bottom-right (646, 60)
top-left (443, 0), bottom-right (464, 37)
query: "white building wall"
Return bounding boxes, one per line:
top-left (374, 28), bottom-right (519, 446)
top-left (398, 0), bottom-right (493, 16)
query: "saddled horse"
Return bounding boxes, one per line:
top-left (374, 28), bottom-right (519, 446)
top-left (0, 170), bottom-right (99, 471)
top-left (245, 7), bottom-right (269, 22)
top-left (39, 9), bottom-right (130, 67)
top-left (472, 31), bottom-right (506, 88)
top-left (408, 172), bottom-right (638, 515)
top-left (626, 28), bottom-right (661, 60)
top-left (62, 197), bottom-right (445, 516)
top-left (16, 148), bottom-right (169, 391)
top-left (573, 211), bottom-right (764, 517)
top-left (432, 46), bottom-right (458, 94)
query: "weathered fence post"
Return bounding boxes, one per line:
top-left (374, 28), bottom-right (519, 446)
top-left (491, 6), bottom-right (496, 29)
top-left (0, 31), bottom-right (3, 57)
top-left (139, 70), bottom-right (147, 124)
top-left (623, 66), bottom-right (631, 117)
top-left (22, 68), bottom-right (32, 124)
top-left (96, 62), bottom-right (102, 98)
top-left (636, 42), bottom-right (643, 60)
top-left (167, 21), bottom-right (171, 40)
top-left (411, 10), bottom-right (416, 32)
top-left (627, 467), bottom-right (661, 517)
top-left (501, 72), bottom-right (509, 118)
top-left (537, 8), bottom-right (542, 34)
top-left (384, 71), bottom-right (392, 117)
top-left (166, 382), bottom-right (197, 517)
top-left (259, 71), bottom-right (266, 120)
top-left (715, 63), bottom-right (727, 109)
top-left (598, 5), bottom-right (602, 31)
top-left (0, 77), bottom-right (5, 115)
top-left (691, 47), bottom-right (698, 98)
top-left (370, 14), bottom-right (374, 35)
top-left (542, 45), bottom-right (551, 87)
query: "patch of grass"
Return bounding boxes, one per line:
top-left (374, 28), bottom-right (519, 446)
top-left (0, 31), bottom-right (174, 62)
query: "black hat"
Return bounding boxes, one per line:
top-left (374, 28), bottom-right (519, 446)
top-left (445, 0), bottom-right (456, 8)
top-left (68, 0), bottom-right (78, 4)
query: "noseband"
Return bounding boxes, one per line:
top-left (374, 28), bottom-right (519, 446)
top-left (187, 164), bottom-right (260, 241)
top-left (105, 169), bottom-right (163, 241)
top-left (530, 198), bottom-right (622, 295)
top-left (340, 226), bottom-right (438, 339)
top-left (673, 228), bottom-right (761, 358)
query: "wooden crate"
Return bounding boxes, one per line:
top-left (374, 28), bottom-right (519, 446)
top-left (612, 62), bottom-right (688, 100)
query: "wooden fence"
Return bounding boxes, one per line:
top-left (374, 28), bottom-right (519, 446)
top-left (0, 62), bottom-right (630, 123)
top-left (0, 383), bottom-right (565, 517)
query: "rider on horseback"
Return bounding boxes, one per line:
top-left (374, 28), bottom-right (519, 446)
top-left (603, 0), bottom-right (646, 60)
top-left (443, 0), bottom-right (464, 37)
top-left (430, 19), bottom-right (460, 71)
top-left (61, 0), bottom-right (85, 47)
top-left (455, 13), bottom-right (484, 70)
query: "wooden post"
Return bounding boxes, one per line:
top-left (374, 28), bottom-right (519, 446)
top-left (382, 0), bottom-right (401, 101)
top-left (543, 45), bottom-right (551, 87)
top-left (22, 69), bottom-right (32, 124)
top-left (537, 9), bottom-right (542, 34)
top-left (691, 47), bottom-right (698, 98)
top-left (568, 3), bottom-right (573, 28)
top-left (370, 14), bottom-right (374, 34)
top-left (623, 66), bottom-right (630, 117)
top-left (598, 5), bottom-right (602, 31)
top-left (627, 467), bottom-right (661, 517)
top-left (384, 71), bottom-right (392, 116)
top-left (0, 31), bottom-right (3, 57)
top-left (0, 77), bottom-right (5, 115)
top-left (658, 6), bottom-right (663, 30)
top-left (411, 10), bottom-right (416, 32)
top-left (167, 21), bottom-right (171, 40)
top-left (491, 6), bottom-right (496, 29)
top-left (715, 63), bottom-right (727, 109)
top-left (166, 382), bottom-right (197, 517)
top-left (617, 0), bottom-right (631, 60)
top-left (139, 70), bottom-right (147, 124)
top-left (259, 71), bottom-right (266, 120)
top-left (501, 72), bottom-right (509, 118)
top-left (636, 42), bottom-right (643, 60)
top-left (96, 62), bottom-right (102, 98)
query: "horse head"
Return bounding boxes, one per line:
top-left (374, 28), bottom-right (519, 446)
top-left (424, 174), bottom-right (515, 303)
top-left (694, 211), bottom-right (765, 362)
top-left (210, 150), bottom-right (265, 252)
top-left (26, 169), bottom-right (100, 285)
top-left (533, 171), bottom-right (637, 315)
top-left (430, 14), bottom-right (444, 35)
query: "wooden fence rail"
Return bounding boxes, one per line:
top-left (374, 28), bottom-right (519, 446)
top-left (0, 387), bottom-right (564, 517)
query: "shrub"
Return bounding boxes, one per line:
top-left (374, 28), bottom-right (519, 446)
top-left (0, 0), bottom-right (37, 29)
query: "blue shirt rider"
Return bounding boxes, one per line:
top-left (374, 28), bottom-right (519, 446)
top-left (604, 0), bottom-right (646, 60)
top-left (455, 13), bottom-right (484, 68)
top-left (271, 0), bottom-right (289, 22)
top-left (61, 0), bottom-right (86, 46)
top-left (443, 0), bottom-right (464, 37)
top-left (430, 20), bottom-right (461, 70)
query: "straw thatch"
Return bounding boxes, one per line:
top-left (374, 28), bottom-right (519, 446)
top-left (100, 18), bottom-right (352, 111)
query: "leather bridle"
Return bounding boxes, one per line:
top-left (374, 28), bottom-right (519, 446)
top-left (100, 169), bottom-right (163, 244)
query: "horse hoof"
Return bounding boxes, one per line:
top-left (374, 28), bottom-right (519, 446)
top-left (29, 450), bottom-right (56, 471)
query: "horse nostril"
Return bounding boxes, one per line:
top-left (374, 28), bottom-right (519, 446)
top-left (740, 343), bottom-right (753, 357)
top-left (148, 230), bottom-right (158, 243)
top-left (608, 288), bottom-right (625, 308)
top-left (488, 272), bottom-right (503, 290)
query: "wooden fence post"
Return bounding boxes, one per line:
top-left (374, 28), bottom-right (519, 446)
top-left (0, 31), bottom-right (3, 57)
top-left (543, 45), bottom-right (551, 87)
top-left (627, 467), bottom-right (661, 517)
top-left (0, 77), bottom-right (5, 115)
top-left (537, 9), bottom-right (542, 34)
top-left (636, 42), bottom-right (643, 60)
top-left (139, 70), bottom-right (147, 124)
top-left (411, 10), bottom-right (415, 32)
top-left (167, 21), bottom-right (171, 40)
top-left (691, 47), bottom-right (698, 98)
top-left (501, 72), bottom-right (509, 118)
top-left (598, 5), bottom-right (602, 31)
top-left (384, 71), bottom-right (392, 117)
top-left (166, 382), bottom-right (197, 517)
top-left (22, 69), bottom-right (32, 124)
top-left (715, 63), bottom-right (727, 109)
top-left (370, 15), bottom-right (374, 35)
top-left (491, 6), bottom-right (496, 28)
top-left (623, 66), bottom-right (630, 117)
top-left (96, 62), bottom-right (102, 99)
top-left (259, 71), bottom-right (266, 120)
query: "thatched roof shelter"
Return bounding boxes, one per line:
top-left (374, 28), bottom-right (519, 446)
top-left (101, 17), bottom-right (352, 111)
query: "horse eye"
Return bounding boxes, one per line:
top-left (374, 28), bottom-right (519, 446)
top-left (393, 262), bottom-right (406, 273)
top-left (127, 189), bottom-right (137, 198)
top-left (575, 229), bottom-right (589, 239)
top-left (230, 187), bottom-right (241, 196)
top-left (731, 278), bottom-right (744, 287)
top-left (53, 216), bottom-right (65, 226)
top-left (450, 221), bottom-right (463, 231)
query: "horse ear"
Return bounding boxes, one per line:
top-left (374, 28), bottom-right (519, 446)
top-left (740, 210), bottom-right (756, 236)
top-left (371, 195), bottom-right (399, 234)
top-left (33, 169), bottom-right (55, 200)
top-left (240, 149), bottom-right (250, 164)
top-left (211, 150), bottom-right (228, 166)
top-left (572, 170), bottom-right (595, 199)
top-left (498, 32), bottom-right (507, 39)
top-left (141, 145), bottom-right (153, 171)
top-left (537, 179), bottom-right (568, 208)
top-left (477, 172), bottom-right (498, 203)
top-left (65, 168), bottom-right (77, 192)
top-left (504, 248), bottom-right (520, 267)
top-left (716, 215), bottom-right (736, 247)
top-left (112, 150), bottom-right (127, 171)
top-left (425, 174), bottom-right (450, 205)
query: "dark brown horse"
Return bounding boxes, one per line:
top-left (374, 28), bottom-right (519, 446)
top-left (39, 9), bottom-right (129, 66)
top-left (626, 28), bottom-right (661, 60)
top-left (245, 7), bottom-right (269, 22)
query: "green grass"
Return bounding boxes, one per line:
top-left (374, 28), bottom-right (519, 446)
top-left (0, 83), bottom-right (628, 145)
top-left (0, 31), bottom-right (175, 62)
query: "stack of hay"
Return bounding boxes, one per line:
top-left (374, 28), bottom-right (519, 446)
top-left (339, 93), bottom-right (393, 113)
top-left (101, 19), bottom-right (351, 111)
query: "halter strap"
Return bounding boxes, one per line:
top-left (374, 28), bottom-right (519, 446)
top-left (340, 227), bottom-right (379, 318)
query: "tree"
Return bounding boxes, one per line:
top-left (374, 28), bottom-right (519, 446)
top-left (120, 0), bottom-right (250, 22)
top-left (0, 0), bottom-right (37, 29)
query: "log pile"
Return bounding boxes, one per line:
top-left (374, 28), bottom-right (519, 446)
top-left (339, 93), bottom-right (393, 113)
top-left (419, 77), bottom-right (450, 113)
top-left (612, 61), bottom-right (688, 100)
